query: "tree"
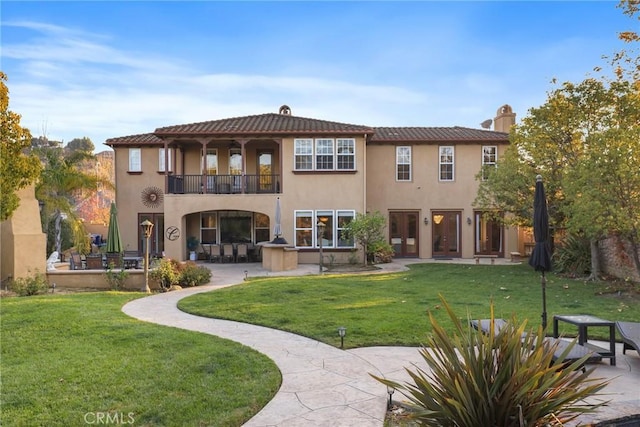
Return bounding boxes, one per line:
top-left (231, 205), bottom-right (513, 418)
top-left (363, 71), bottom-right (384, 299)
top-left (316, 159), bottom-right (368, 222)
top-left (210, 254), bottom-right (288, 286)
top-left (476, 78), bottom-right (640, 280)
top-left (66, 137), bottom-right (95, 153)
top-left (343, 211), bottom-right (387, 266)
top-left (0, 72), bottom-right (41, 221)
top-left (34, 143), bottom-right (101, 255)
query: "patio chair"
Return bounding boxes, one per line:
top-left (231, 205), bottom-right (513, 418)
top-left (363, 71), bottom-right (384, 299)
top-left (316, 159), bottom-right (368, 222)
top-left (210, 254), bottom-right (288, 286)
top-left (470, 318), bottom-right (602, 369)
top-left (105, 253), bottom-right (123, 269)
top-left (616, 321), bottom-right (640, 356)
top-left (236, 244), bottom-right (248, 263)
top-left (85, 254), bottom-right (104, 269)
top-left (208, 244), bottom-right (221, 263)
top-left (70, 252), bottom-right (84, 270)
top-left (222, 244), bottom-right (235, 263)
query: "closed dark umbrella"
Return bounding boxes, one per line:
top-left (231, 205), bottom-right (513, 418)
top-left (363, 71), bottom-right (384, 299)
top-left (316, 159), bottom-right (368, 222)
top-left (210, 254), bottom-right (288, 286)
top-left (528, 175), bottom-right (552, 329)
top-left (106, 202), bottom-right (124, 254)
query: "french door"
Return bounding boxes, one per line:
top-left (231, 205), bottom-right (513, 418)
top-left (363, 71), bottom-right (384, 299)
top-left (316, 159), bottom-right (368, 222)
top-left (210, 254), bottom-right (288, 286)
top-left (474, 211), bottom-right (503, 256)
top-left (432, 211), bottom-right (461, 258)
top-left (138, 213), bottom-right (164, 257)
top-left (390, 211), bottom-right (419, 257)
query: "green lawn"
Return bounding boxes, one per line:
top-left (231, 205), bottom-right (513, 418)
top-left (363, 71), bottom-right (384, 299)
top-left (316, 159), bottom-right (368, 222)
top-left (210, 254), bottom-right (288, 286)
top-left (179, 263), bottom-right (640, 349)
top-left (1, 292), bottom-right (281, 427)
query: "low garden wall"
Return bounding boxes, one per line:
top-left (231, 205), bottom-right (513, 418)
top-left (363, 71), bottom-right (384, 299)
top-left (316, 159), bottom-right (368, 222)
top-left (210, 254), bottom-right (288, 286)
top-left (600, 235), bottom-right (640, 283)
top-left (46, 265), bottom-right (161, 291)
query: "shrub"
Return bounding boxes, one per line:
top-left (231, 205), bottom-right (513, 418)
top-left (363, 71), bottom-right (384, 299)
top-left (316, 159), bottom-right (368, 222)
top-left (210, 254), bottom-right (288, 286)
top-left (374, 296), bottom-right (609, 426)
top-left (10, 271), bottom-right (49, 296)
top-left (178, 262), bottom-right (212, 287)
top-left (554, 234), bottom-right (591, 277)
top-left (149, 258), bottom-right (180, 291)
top-left (369, 240), bottom-right (394, 263)
top-left (104, 267), bottom-right (129, 290)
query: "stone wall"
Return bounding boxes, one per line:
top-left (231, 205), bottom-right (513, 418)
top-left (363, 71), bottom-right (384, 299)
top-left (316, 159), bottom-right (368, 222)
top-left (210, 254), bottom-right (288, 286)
top-left (599, 235), bottom-right (640, 283)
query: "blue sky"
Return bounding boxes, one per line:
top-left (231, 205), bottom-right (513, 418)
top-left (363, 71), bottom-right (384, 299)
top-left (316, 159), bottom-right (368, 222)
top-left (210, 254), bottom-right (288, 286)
top-left (1, 1), bottom-right (635, 152)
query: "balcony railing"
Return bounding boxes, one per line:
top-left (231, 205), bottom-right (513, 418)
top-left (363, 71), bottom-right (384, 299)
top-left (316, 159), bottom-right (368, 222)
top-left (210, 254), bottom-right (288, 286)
top-left (167, 174), bottom-right (281, 195)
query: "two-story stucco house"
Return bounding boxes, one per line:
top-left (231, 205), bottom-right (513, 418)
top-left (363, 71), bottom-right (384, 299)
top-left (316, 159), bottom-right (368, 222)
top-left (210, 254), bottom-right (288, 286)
top-left (105, 104), bottom-right (518, 264)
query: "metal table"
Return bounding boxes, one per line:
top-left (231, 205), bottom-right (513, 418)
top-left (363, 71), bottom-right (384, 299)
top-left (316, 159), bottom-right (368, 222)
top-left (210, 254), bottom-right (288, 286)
top-left (553, 314), bottom-right (616, 365)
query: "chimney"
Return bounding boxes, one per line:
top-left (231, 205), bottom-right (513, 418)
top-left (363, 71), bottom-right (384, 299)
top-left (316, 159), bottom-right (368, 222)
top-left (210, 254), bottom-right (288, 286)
top-left (493, 104), bottom-right (516, 133)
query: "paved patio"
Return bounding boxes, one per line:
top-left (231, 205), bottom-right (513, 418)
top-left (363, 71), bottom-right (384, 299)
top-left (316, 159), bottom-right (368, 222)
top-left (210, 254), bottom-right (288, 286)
top-left (122, 259), bottom-right (640, 426)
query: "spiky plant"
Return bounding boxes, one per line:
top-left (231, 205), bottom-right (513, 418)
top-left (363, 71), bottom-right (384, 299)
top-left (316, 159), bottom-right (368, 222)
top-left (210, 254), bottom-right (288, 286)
top-left (374, 296), bottom-right (609, 426)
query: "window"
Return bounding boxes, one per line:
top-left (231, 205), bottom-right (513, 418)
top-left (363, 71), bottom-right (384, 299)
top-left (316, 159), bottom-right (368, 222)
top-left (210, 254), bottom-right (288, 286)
top-left (201, 212), bottom-right (217, 244)
top-left (396, 146), bottom-right (411, 181)
top-left (158, 148), bottom-right (172, 172)
top-left (129, 148), bottom-right (141, 172)
top-left (206, 149), bottom-right (218, 175)
top-left (294, 139), bottom-right (313, 170)
top-left (481, 146), bottom-right (497, 180)
top-left (316, 139), bottom-right (334, 170)
top-left (294, 138), bottom-right (356, 171)
top-left (337, 210), bottom-right (355, 247)
top-left (229, 148), bottom-right (242, 175)
top-left (294, 210), bottom-right (356, 248)
top-left (295, 211), bottom-right (313, 247)
top-left (254, 213), bottom-right (270, 243)
top-left (439, 146), bottom-right (454, 181)
top-left (316, 210), bottom-right (334, 247)
top-left (337, 139), bottom-right (355, 170)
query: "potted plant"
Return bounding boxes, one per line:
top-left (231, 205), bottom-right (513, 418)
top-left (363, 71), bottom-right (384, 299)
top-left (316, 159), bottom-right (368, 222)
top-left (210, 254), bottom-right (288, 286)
top-left (186, 236), bottom-right (199, 261)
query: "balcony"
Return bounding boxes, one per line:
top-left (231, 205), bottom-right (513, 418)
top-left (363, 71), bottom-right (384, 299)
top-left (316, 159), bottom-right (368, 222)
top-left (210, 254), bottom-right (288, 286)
top-left (168, 174), bottom-right (281, 195)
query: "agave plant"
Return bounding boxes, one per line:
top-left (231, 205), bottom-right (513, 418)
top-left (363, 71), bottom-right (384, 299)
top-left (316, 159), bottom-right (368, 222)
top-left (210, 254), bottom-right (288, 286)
top-left (374, 296), bottom-right (609, 427)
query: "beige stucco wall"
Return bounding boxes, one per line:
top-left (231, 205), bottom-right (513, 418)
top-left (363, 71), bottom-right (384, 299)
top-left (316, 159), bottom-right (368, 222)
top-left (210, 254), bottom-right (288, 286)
top-left (46, 269), bottom-right (161, 291)
top-left (366, 143), bottom-right (518, 258)
top-left (113, 135), bottom-right (368, 262)
top-left (0, 184), bottom-right (47, 282)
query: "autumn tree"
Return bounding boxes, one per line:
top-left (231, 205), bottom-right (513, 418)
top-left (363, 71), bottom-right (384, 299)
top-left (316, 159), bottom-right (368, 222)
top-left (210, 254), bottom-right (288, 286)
top-left (0, 72), bottom-right (41, 221)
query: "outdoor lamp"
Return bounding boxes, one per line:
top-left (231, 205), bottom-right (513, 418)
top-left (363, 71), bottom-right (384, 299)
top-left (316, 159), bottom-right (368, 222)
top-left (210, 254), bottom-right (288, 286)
top-left (423, 217), bottom-right (429, 225)
top-left (387, 386), bottom-right (395, 410)
top-left (317, 221), bottom-right (327, 274)
top-left (338, 326), bottom-right (346, 349)
top-left (140, 220), bottom-right (154, 293)
top-left (467, 217), bottom-right (472, 225)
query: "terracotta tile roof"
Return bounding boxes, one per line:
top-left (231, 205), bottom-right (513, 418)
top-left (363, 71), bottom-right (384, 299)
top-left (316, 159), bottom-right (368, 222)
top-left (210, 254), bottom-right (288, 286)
top-left (105, 133), bottom-right (164, 147)
top-left (369, 126), bottom-right (509, 144)
top-left (154, 113), bottom-right (374, 137)
top-left (105, 115), bottom-right (510, 146)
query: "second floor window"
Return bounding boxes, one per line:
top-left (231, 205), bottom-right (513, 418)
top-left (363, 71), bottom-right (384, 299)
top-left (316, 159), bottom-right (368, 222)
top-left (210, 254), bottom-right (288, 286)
top-left (206, 149), bottom-right (218, 175)
top-left (294, 138), bottom-right (356, 171)
top-left (439, 146), bottom-right (454, 181)
top-left (396, 146), bottom-right (411, 181)
top-left (129, 148), bottom-right (141, 172)
top-left (158, 148), bottom-right (172, 172)
top-left (482, 146), bottom-right (497, 180)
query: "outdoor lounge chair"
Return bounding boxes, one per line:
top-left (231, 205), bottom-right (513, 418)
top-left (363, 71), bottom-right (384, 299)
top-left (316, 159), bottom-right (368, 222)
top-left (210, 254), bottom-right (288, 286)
top-left (85, 254), bottom-right (104, 269)
top-left (470, 318), bottom-right (602, 368)
top-left (208, 244), bottom-right (221, 263)
top-left (616, 321), bottom-right (640, 356)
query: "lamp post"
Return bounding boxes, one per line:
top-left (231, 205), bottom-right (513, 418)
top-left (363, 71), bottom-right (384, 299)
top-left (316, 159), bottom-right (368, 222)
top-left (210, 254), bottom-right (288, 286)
top-left (337, 326), bottom-right (346, 349)
top-left (317, 220), bottom-right (326, 274)
top-left (140, 219), bottom-right (154, 293)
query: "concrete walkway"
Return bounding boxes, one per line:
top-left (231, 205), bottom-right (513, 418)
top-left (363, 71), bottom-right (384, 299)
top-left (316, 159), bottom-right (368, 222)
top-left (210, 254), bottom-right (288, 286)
top-left (122, 260), bottom-right (640, 426)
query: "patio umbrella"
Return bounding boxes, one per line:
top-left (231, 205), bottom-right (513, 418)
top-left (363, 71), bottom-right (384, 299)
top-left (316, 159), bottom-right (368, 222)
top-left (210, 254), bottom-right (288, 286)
top-left (271, 197), bottom-right (287, 244)
top-left (528, 175), bottom-right (552, 329)
top-left (106, 202), bottom-right (124, 254)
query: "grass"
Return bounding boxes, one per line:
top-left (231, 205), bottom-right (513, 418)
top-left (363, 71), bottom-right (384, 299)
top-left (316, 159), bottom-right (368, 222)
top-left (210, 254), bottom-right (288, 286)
top-left (1, 292), bottom-right (281, 427)
top-left (179, 263), bottom-right (640, 349)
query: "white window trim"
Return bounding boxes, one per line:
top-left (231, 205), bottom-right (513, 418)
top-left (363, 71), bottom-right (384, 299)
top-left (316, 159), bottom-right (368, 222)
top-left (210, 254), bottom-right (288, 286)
top-left (294, 209), bottom-right (356, 249)
top-left (337, 138), bottom-right (356, 170)
top-left (129, 148), bottom-right (141, 172)
top-left (396, 146), bottom-right (412, 181)
top-left (294, 138), bottom-right (357, 171)
top-left (439, 146), bottom-right (455, 182)
top-left (481, 145), bottom-right (497, 181)
top-left (158, 148), bottom-right (172, 172)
